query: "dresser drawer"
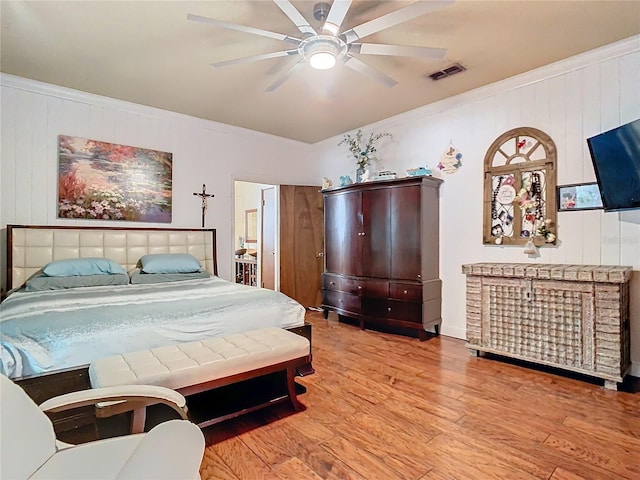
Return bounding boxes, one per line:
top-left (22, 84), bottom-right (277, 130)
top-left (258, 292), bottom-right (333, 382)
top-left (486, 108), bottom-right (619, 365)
top-left (362, 297), bottom-right (422, 323)
top-left (387, 300), bottom-right (422, 323)
top-left (323, 289), bottom-right (360, 313)
top-left (322, 273), bottom-right (343, 291)
top-left (362, 298), bottom-right (422, 323)
top-left (342, 277), bottom-right (388, 296)
top-left (389, 282), bottom-right (422, 302)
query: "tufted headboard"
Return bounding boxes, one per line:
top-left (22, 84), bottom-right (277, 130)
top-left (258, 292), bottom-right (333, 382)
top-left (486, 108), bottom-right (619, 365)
top-left (6, 225), bottom-right (218, 291)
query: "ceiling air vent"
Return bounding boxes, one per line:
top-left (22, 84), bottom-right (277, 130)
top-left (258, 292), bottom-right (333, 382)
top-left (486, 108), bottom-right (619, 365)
top-left (426, 63), bottom-right (466, 81)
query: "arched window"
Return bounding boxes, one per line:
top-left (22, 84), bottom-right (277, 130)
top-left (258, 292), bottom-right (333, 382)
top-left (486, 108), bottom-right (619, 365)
top-left (483, 127), bottom-right (557, 246)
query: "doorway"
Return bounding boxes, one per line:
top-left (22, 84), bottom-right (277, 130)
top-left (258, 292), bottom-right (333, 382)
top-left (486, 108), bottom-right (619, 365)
top-left (233, 180), bottom-right (277, 290)
top-left (233, 180), bottom-right (325, 306)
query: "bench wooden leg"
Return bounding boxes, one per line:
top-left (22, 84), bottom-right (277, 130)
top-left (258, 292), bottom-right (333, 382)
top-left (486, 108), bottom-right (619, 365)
top-left (131, 407), bottom-right (146, 434)
top-left (286, 367), bottom-right (303, 412)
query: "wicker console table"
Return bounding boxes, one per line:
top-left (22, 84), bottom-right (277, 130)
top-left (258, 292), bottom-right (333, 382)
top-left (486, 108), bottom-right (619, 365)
top-left (462, 263), bottom-right (632, 389)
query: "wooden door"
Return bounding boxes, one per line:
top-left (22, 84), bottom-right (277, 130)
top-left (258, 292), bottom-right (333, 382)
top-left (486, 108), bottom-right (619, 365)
top-left (324, 190), bottom-right (362, 277)
top-left (361, 187), bottom-right (391, 279)
top-left (390, 184), bottom-right (421, 280)
top-left (280, 185), bottom-right (325, 307)
top-left (261, 187), bottom-right (276, 290)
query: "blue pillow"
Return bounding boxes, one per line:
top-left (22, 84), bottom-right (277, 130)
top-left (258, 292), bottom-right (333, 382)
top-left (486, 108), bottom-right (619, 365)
top-left (139, 253), bottom-right (203, 274)
top-left (42, 258), bottom-right (126, 277)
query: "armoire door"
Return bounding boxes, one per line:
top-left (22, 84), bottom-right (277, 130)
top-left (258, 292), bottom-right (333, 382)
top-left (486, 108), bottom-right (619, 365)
top-left (324, 190), bottom-right (362, 277)
top-left (279, 185), bottom-right (324, 307)
top-left (390, 184), bottom-right (421, 280)
top-left (361, 187), bottom-right (391, 279)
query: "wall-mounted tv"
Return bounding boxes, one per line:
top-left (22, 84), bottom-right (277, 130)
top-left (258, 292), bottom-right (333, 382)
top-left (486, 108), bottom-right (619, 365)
top-left (587, 118), bottom-right (640, 212)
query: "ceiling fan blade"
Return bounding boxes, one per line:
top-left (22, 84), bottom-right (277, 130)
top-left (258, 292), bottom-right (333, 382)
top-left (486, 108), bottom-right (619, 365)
top-left (341, 0), bottom-right (454, 43)
top-left (187, 13), bottom-right (299, 44)
top-left (273, 0), bottom-right (317, 36)
top-left (212, 50), bottom-right (299, 68)
top-left (350, 43), bottom-right (447, 59)
top-left (323, 0), bottom-right (353, 34)
top-left (265, 59), bottom-right (305, 92)
top-left (344, 55), bottom-right (398, 88)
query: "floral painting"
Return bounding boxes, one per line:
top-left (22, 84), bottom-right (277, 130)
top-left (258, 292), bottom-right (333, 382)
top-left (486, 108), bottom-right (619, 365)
top-left (57, 135), bottom-right (172, 223)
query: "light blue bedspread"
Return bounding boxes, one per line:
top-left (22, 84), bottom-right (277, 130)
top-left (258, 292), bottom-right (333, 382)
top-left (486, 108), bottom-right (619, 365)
top-left (0, 277), bottom-right (305, 379)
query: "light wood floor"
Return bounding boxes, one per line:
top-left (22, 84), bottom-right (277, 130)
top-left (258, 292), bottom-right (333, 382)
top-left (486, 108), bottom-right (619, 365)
top-left (199, 311), bottom-right (640, 480)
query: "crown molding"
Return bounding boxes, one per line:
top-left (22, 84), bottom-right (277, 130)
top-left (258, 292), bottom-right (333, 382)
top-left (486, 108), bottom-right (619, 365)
top-left (370, 34), bottom-right (640, 132)
top-left (0, 73), bottom-right (305, 146)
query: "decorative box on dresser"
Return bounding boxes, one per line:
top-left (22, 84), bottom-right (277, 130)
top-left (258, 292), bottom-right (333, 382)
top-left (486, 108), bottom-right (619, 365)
top-left (321, 176), bottom-right (443, 340)
top-left (462, 263), bottom-right (632, 389)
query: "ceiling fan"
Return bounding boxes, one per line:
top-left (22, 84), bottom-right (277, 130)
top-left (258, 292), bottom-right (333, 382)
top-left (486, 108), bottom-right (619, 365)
top-left (187, 0), bottom-right (453, 92)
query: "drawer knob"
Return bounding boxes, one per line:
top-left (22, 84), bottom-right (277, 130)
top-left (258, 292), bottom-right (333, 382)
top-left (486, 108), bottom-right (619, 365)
top-left (387, 307), bottom-right (392, 312)
top-left (339, 299), bottom-right (343, 303)
top-left (403, 290), bottom-right (408, 294)
top-left (330, 281), bottom-right (335, 285)
top-left (358, 285), bottom-right (362, 290)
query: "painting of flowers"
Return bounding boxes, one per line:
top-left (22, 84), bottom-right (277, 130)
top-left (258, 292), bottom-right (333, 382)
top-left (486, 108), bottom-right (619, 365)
top-left (57, 135), bottom-right (172, 223)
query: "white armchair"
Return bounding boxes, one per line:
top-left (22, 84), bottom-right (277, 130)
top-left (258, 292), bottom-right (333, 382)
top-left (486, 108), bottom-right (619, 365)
top-left (0, 374), bottom-right (205, 480)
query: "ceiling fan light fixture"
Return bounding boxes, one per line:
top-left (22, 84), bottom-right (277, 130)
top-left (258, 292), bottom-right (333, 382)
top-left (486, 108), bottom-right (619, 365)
top-left (299, 34), bottom-right (346, 70)
top-left (309, 51), bottom-right (336, 69)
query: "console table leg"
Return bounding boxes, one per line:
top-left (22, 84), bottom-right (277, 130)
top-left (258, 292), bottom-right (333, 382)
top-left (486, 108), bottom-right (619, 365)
top-left (468, 348), bottom-right (480, 357)
top-left (604, 380), bottom-right (619, 391)
top-left (322, 308), bottom-right (329, 319)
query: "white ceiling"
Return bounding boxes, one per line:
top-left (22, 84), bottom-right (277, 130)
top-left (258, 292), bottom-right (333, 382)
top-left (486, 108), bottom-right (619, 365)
top-left (1, 1), bottom-right (639, 144)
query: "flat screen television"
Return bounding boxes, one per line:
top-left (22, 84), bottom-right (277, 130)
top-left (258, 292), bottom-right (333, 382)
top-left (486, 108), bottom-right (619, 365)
top-left (587, 118), bottom-right (640, 212)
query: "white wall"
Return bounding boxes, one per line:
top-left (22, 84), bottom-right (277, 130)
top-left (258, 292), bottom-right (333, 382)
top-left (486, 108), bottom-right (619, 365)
top-left (311, 36), bottom-right (640, 376)
top-left (2, 36), bottom-right (639, 377)
top-left (0, 74), bottom-right (313, 283)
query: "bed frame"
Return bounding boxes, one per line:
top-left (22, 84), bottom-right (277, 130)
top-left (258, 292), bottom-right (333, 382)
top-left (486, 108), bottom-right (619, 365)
top-left (4, 225), bottom-right (312, 439)
top-left (6, 224), bottom-right (218, 291)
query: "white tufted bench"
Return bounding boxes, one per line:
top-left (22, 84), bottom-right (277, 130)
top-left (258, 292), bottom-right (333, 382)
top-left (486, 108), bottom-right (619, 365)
top-left (89, 327), bottom-right (311, 430)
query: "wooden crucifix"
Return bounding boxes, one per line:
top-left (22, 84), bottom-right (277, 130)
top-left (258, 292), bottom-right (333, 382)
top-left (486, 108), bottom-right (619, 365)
top-left (193, 184), bottom-right (215, 228)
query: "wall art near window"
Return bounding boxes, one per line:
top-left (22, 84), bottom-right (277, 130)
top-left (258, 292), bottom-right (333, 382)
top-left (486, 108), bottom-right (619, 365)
top-left (483, 127), bottom-right (557, 246)
top-left (437, 143), bottom-right (463, 174)
top-left (557, 182), bottom-right (603, 211)
top-left (57, 135), bottom-right (172, 223)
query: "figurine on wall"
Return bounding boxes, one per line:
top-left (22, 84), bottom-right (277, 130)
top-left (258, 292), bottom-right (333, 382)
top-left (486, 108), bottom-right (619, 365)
top-left (339, 175), bottom-right (353, 186)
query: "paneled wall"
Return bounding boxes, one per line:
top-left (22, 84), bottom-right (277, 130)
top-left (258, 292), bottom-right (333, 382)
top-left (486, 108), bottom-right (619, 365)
top-left (2, 36), bottom-right (639, 376)
top-left (0, 74), bottom-right (312, 283)
top-left (312, 36), bottom-right (640, 376)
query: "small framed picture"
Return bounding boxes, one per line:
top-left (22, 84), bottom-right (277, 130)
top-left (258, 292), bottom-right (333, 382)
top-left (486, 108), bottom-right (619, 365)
top-left (557, 182), bottom-right (603, 211)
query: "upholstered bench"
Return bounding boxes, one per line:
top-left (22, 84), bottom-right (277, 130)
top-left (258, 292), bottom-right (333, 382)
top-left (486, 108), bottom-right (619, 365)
top-left (89, 327), bottom-right (311, 430)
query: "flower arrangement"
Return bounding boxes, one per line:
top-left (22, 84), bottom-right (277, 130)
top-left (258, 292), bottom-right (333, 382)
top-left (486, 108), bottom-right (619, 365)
top-left (535, 218), bottom-right (556, 243)
top-left (338, 129), bottom-right (392, 170)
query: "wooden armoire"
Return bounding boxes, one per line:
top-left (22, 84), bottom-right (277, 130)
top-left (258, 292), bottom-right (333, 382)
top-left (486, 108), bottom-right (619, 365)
top-left (321, 176), bottom-right (443, 340)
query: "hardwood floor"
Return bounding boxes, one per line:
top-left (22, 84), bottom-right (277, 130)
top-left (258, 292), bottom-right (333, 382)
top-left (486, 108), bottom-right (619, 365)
top-left (199, 311), bottom-right (640, 480)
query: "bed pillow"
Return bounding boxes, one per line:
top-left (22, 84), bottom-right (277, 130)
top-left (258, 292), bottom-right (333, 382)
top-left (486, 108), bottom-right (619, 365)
top-left (26, 271), bottom-right (129, 291)
top-left (129, 268), bottom-right (210, 284)
top-left (42, 257), bottom-right (126, 277)
top-left (139, 253), bottom-right (203, 274)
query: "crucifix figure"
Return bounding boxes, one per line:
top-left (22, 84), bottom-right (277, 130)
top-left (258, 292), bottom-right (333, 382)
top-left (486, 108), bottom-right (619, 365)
top-left (193, 184), bottom-right (215, 228)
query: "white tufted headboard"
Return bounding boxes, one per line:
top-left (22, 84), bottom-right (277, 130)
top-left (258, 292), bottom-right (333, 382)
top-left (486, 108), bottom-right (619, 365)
top-left (7, 225), bottom-right (218, 291)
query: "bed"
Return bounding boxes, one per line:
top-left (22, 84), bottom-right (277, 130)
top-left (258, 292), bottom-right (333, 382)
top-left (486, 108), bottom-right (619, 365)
top-left (1, 225), bottom-right (307, 380)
